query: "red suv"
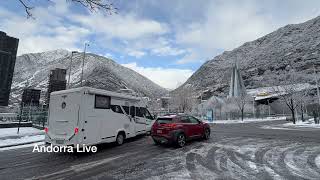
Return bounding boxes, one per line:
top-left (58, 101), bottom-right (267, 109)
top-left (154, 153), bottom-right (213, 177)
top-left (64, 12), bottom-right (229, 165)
top-left (151, 114), bottom-right (210, 147)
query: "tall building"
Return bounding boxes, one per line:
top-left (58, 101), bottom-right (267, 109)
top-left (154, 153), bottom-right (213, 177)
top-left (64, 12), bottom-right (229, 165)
top-left (46, 68), bottom-right (67, 105)
top-left (228, 61), bottom-right (246, 97)
top-left (22, 89), bottom-right (41, 106)
top-left (0, 31), bottom-right (19, 106)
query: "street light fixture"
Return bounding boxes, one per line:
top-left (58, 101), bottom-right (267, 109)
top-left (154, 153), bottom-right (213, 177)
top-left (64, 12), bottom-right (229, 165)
top-left (68, 51), bottom-right (77, 89)
top-left (80, 43), bottom-right (89, 87)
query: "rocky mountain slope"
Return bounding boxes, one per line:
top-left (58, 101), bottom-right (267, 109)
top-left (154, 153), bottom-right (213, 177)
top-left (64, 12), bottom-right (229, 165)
top-left (10, 49), bottom-right (167, 104)
top-left (176, 15), bottom-right (320, 98)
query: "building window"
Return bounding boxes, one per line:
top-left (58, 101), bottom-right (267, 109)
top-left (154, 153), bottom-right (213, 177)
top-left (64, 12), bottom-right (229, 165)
top-left (95, 95), bottom-right (110, 109)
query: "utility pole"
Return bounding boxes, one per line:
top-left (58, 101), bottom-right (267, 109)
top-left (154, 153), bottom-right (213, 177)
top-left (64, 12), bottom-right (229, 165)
top-left (17, 102), bottom-right (23, 134)
top-left (80, 43), bottom-right (89, 87)
top-left (313, 64), bottom-right (320, 106)
top-left (268, 99), bottom-right (271, 116)
top-left (68, 51), bottom-right (77, 89)
top-left (252, 96), bottom-right (255, 118)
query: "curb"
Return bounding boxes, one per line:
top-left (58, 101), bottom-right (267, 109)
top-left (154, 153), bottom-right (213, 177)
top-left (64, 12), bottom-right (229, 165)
top-left (0, 140), bottom-right (44, 149)
top-left (0, 133), bottom-right (45, 141)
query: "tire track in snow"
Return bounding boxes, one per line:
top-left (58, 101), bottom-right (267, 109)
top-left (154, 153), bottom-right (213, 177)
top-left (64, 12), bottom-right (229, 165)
top-left (181, 137), bottom-right (320, 180)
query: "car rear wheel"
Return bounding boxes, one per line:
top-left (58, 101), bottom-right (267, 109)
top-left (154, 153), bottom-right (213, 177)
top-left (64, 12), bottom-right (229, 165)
top-left (176, 133), bottom-right (186, 148)
top-left (203, 128), bottom-right (210, 140)
top-left (153, 139), bottom-right (161, 145)
top-left (116, 133), bottom-right (125, 145)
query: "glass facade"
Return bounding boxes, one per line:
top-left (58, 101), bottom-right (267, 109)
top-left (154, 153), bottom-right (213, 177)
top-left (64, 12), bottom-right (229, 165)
top-left (0, 31), bottom-right (19, 106)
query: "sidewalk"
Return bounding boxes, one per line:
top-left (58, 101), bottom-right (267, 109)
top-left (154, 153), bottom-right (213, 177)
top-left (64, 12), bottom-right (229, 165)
top-left (0, 127), bottom-right (45, 148)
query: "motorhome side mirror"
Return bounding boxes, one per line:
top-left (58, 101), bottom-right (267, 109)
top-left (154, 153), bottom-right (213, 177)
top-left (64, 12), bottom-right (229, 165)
top-left (153, 115), bottom-right (157, 119)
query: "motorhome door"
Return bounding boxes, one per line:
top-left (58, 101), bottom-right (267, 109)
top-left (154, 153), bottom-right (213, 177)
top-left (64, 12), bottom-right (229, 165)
top-left (134, 107), bottom-right (147, 134)
top-left (122, 104), bottom-right (135, 137)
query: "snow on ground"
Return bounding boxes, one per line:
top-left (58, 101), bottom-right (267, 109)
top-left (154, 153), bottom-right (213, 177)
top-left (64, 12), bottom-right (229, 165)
top-left (261, 118), bottom-right (320, 131)
top-left (155, 137), bottom-right (320, 180)
top-left (0, 142), bottom-right (44, 152)
top-left (283, 119), bottom-right (320, 128)
top-left (0, 127), bottom-right (45, 148)
top-left (204, 116), bottom-right (286, 124)
top-left (0, 121), bottom-right (31, 124)
top-left (0, 127), bottom-right (43, 138)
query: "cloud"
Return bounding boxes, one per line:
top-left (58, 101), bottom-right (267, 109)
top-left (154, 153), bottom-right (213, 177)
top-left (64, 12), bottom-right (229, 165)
top-left (2, 0), bottom-right (320, 66)
top-left (104, 53), bottom-right (113, 58)
top-left (0, 2), bottom-right (89, 55)
top-left (121, 62), bottom-right (194, 89)
top-left (72, 13), bottom-right (169, 40)
top-left (174, 0), bottom-right (320, 64)
top-left (151, 45), bottom-right (185, 56)
top-left (175, 0), bottom-right (274, 64)
top-left (71, 12), bottom-right (176, 58)
top-left (127, 49), bottom-right (146, 58)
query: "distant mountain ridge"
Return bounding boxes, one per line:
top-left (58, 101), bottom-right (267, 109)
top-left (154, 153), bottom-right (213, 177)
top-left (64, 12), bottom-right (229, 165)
top-left (10, 49), bottom-right (167, 104)
top-left (175, 15), bottom-right (320, 98)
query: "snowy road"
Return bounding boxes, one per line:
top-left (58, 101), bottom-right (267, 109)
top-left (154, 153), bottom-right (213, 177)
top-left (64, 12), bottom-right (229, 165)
top-left (0, 120), bottom-right (320, 180)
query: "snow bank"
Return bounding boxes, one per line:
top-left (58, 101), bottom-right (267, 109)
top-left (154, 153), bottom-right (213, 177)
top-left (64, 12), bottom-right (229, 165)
top-left (0, 127), bottom-right (44, 138)
top-left (205, 116), bottom-right (286, 124)
top-left (0, 135), bottom-right (44, 147)
top-left (261, 118), bottom-right (320, 130)
top-left (282, 119), bottom-right (320, 129)
top-left (0, 127), bottom-right (45, 148)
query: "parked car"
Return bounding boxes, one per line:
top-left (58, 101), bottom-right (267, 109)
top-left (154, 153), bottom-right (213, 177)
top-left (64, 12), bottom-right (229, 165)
top-left (151, 114), bottom-right (210, 147)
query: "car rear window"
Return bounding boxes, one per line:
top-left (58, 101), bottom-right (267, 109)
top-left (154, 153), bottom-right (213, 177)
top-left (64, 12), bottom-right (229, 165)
top-left (156, 118), bottom-right (173, 124)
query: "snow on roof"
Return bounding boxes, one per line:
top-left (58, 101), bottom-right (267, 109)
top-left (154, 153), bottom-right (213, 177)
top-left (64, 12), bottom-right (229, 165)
top-left (247, 83), bottom-right (316, 100)
top-left (51, 87), bottom-right (140, 101)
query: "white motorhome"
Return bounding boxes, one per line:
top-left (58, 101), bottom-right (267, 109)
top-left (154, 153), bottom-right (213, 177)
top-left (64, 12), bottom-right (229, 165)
top-left (45, 87), bottom-right (155, 147)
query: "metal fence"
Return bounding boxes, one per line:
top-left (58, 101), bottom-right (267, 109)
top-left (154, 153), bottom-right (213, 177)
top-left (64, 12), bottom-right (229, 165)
top-left (18, 107), bottom-right (48, 128)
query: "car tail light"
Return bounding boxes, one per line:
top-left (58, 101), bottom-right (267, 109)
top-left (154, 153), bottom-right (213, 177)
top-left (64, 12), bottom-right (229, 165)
top-left (44, 127), bottom-right (48, 133)
top-left (74, 127), bottom-right (79, 134)
top-left (162, 123), bottom-right (177, 129)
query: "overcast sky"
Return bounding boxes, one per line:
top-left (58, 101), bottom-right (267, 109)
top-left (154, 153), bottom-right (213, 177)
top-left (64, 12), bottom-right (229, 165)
top-left (0, 0), bottom-right (319, 89)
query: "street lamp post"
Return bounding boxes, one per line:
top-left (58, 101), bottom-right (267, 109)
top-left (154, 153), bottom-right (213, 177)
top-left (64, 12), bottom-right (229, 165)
top-left (80, 43), bottom-right (89, 87)
top-left (252, 97), bottom-right (255, 118)
top-left (68, 51), bottom-right (77, 89)
top-left (267, 99), bottom-right (271, 117)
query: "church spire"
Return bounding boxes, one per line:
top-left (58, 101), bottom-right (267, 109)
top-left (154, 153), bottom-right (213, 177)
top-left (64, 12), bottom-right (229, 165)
top-left (228, 59), bottom-right (246, 97)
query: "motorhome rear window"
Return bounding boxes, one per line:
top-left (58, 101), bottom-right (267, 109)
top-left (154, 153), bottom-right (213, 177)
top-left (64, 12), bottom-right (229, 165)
top-left (95, 95), bottom-right (111, 109)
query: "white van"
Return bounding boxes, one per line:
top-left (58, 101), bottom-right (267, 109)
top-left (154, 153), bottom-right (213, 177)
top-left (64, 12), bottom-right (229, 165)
top-left (45, 87), bottom-right (155, 147)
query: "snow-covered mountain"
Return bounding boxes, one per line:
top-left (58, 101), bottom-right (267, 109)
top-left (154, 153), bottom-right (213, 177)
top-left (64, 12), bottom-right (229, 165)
top-left (175, 15), bottom-right (320, 98)
top-left (10, 49), bottom-right (167, 104)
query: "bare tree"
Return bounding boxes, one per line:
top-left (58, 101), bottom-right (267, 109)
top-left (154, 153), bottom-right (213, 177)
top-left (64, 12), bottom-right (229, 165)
top-left (18, 0), bottom-right (117, 18)
top-left (299, 93), bottom-right (314, 122)
top-left (271, 70), bottom-right (310, 124)
top-left (223, 98), bottom-right (238, 120)
top-left (172, 85), bottom-right (195, 113)
top-left (230, 92), bottom-right (249, 121)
